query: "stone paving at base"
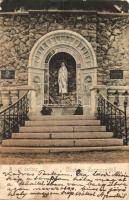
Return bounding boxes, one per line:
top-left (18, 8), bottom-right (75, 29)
top-left (0, 151), bottom-right (129, 164)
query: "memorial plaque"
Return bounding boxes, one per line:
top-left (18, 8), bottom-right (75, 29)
top-left (110, 70), bottom-right (123, 79)
top-left (1, 70), bottom-right (15, 79)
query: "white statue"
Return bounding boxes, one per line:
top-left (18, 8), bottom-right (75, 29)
top-left (58, 62), bottom-right (68, 94)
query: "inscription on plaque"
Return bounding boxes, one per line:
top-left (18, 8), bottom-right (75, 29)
top-left (110, 70), bottom-right (123, 79)
top-left (1, 70), bottom-right (15, 79)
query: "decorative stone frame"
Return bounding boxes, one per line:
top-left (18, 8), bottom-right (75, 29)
top-left (28, 30), bottom-right (97, 115)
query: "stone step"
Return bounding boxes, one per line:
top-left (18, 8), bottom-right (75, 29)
top-left (25, 120), bottom-right (100, 126)
top-left (29, 115), bottom-right (95, 121)
top-left (0, 146), bottom-right (129, 154)
top-left (2, 138), bottom-right (123, 147)
top-left (19, 126), bottom-right (106, 133)
top-left (12, 132), bottom-right (113, 139)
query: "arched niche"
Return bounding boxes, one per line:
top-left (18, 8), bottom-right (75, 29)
top-left (28, 30), bottom-right (97, 115)
top-left (48, 52), bottom-right (76, 105)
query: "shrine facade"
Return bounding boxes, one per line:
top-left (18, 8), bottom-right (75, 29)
top-left (0, 0), bottom-right (129, 116)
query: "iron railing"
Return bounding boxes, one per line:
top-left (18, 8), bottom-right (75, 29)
top-left (0, 91), bottom-right (29, 139)
top-left (97, 90), bottom-right (128, 145)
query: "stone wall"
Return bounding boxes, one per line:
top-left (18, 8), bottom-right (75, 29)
top-left (97, 13), bottom-right (129, 86)
top-left (0, 11), bottom-right (129, 88)
top-left (0, 12), bottom-right (97, 87)
top-left (0, 14), bottom-right (30, 86)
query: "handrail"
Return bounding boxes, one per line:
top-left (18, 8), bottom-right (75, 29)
top-left (0, 91), bottom-right (29, 139)
top-left (0, 91), bottom-right (29, 114)
top-left (100, 93), bottom-right (125, 114)
top-left (97, 90), bottom-right (128, 145)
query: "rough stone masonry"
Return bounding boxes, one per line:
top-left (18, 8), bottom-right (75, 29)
top-left (0, 11), bottom-right (129, 87)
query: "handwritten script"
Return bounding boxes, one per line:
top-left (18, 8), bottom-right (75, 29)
top-left (0, 164), bottom-right (129, 200)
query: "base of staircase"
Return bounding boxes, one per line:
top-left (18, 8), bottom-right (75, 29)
top-left (0, 146), bottom-right (129, 154)
top-left (1, 115), bottom-right (127, 154)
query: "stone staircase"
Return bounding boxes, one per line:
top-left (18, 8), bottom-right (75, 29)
top-left (0, 115), bottom-right (124, 154)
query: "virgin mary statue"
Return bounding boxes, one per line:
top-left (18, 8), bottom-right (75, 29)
top-left (58, 62), bottom-right (68, 94)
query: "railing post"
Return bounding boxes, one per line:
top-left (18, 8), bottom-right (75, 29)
top-left (3, 112), bottom-right (6, 138)
top-left (106, 101), bottom-right (110, 131)
top-left (107, 89), bottom-right (110, 100)
top-left (0, 91), bottom-right (3, 110)
top-left (113, 90), bottom-right (119, 137)
top-left (17, 89), bottom-right (20, 99)
top-left (114, 90), bottom-right (119, 107)
top-left (119, 110), bottom-right (122, 138)
top-left (123, 91), bottom-right (128, 145)
top-left (8, 107), bottom-right (11, 138)
top-left (25, 92), bottom-right (28, 121)
top-left (8, 91), bottom-right (12, 106)
top-left (110, 104), bottom-right (113, 132)
top-left (96, 89), bottom-right (100, 120)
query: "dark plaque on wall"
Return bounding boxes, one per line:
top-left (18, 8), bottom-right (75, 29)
top-left (1, 70), bottom-right (15, 79)
top-left (110, 70), bottom-right (123, 79)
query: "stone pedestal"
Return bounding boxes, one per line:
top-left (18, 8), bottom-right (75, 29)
top-left (45, 105), bottom-right (78, 115)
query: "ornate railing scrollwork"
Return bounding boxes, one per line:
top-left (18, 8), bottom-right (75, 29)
top-left (0, 91), bottom-right (29, 139)
top-left (97, 90), bottom-right (128, 145)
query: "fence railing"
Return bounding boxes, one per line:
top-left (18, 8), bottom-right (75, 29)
top-left (97, 90), bottom-right (128, 145)
top-left (0, 91), bottom-right (29, 139)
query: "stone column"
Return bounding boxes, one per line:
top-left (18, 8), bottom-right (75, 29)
top-left (28, 66), bottom-right (44, 115)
